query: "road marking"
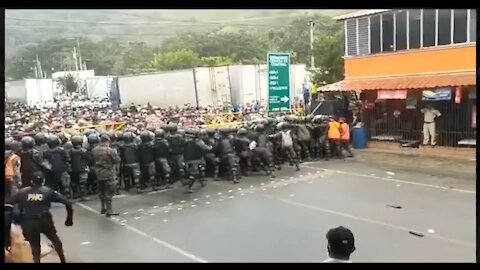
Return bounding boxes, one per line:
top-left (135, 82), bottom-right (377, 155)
top-left (80, 241), bottom-right (91, 245)
top-left (76, 202), bottom-right (207, 263)
top-left (302, 165), bottom-right (475, 194)
top-left (264, 195), bottom-right (475, 248)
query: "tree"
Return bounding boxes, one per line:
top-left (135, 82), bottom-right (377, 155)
top-left (200, 56), bottom-right (233, 67)
top-left (55, 74), bottom-right (79, 94)
top-left (312, 32), bottom-right (345, 84)
top-left (150, 49), bottom-right (201, 71)
top-left (266, 14), bottom-right (343, 66)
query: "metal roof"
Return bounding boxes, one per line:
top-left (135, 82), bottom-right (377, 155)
top-left (333, 9), bottom-right (392, 21)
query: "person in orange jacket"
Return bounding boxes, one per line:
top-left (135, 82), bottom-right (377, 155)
top-left (339, 117), bottom-right (354, 158)
top-left (327, 116), bottom-right (341, 158)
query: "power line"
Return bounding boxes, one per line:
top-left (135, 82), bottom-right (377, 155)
top-left (6, 27), bottom-right (175, 37)
top-left (5, 17), bottom-right (282, 28)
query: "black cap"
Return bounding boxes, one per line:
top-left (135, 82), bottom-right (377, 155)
top-left (326, 226), bottom-right (355, 257)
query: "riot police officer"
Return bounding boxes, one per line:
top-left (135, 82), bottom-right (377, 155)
top-left (43, 135), bottom-right (71, 197)
top-left (270, 122), bottom-right (300, 171)
top-left (92, 134), bottom-right (121, 217)
top-left (19, 136), bottom-right (43, 187)
top-left (217, 128), bottom-right (239, 184)
top-left (119, 132), bottom-right (141, 192)
top-left (34, 132), bottom-right (49, 159)
top-left (86, 133), bottom-right (100, 194)
top-left (183, 129), bottom-right (212, 193)
top-left (234, 128), bottom-right (251, 176)
top-left (166, 124), bottom-right (186, 181)
top-left (203, 128), bottom-right (219, 180)
top-left (68, 135), bottom-right (89, 201)
top-left (252, 124), bottom-right (275, 178)
top-left (154, 129), bottom-right (173, 190)
top-left (11, 172), bottom-right (73, 263)
top-left (138, 131), bottom-right (157, 191)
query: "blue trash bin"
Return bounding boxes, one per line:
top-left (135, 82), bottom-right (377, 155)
top-left (352, 127), bottom-right (367, 149)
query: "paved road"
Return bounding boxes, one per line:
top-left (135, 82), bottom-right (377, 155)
top-left (46, 155), bottom-right (476, 262)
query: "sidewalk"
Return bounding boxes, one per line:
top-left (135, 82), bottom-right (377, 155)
top-left (355, 146), bottom-right (476, 180)
top-left (363, 141), bottom-right (476, 161)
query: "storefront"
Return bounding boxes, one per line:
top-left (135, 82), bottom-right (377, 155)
top-left (361, 86), bottom-right (476, 147)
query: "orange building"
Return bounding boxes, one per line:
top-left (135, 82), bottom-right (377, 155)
top-left (322, 9), bottom-right (476, 147)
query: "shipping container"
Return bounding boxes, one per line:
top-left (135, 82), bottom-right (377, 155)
top-left (86, 76), bottom-right (116, 99)
top-left (118, 70), bottom-right (197, 107)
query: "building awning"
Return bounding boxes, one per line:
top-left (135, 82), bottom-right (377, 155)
top-left (333, 9), bottom-right (391, 21)
top-left (318, 72), bottom-right (476, 92)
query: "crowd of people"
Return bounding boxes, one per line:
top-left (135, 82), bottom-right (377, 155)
top-left (5, 95), bottom-right (355, 263)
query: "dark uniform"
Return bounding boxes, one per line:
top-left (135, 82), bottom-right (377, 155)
top-left (138, 131), bottom-right (157, 191)
top-left (217, 128), bottom-right (239, 184)
top-left (203, 129), bottom-right (220, 180)
top-left (252, 124), bottom-right (276, 178)
top-left (11, 172), bottom-right (73, 263)
top-left (34, 133), bottom-right (49, 159)
top-left (43, 135), bottom-right (71, 197)
top-left (297, 117), bottom-right (312, 161)
top-left (166, 125), bottom-right (186, 181)
top-left (154, 129), bottom-right (172, 189)
top-left (68, 135), bottom-right (89, 200)
top-left (91, 135), bottom-right (121, 217)
top-left (19, 136), bottom-right (44, 188)
top-left (234, 128), bottom-right (251, 176)
top-left (183, 129), bottom-right (212, 193)
top-left (119, 132), bottom-right (141, 192)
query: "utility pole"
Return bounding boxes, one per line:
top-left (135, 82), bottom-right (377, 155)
top-left (77, 39), bottom-right (83, 71)
top-left (73, 47), bottom-right (79, 71)
top-left (36, 54), bottom-right (44, 78)
top-left (309, 19), bottom-right (315, 69)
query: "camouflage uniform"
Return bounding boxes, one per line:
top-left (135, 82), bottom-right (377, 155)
top-left (92, 135), bottom-right (121, 217)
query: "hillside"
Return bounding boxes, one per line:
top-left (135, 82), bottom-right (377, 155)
top-left (5, 9), bottom-right (354, 58)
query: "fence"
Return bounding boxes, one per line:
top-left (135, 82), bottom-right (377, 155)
top-left (362, 88), bottom-right (476, 147)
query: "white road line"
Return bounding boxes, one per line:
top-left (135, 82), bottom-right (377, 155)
top-left (76, 202), bottom-right (208, 263)
top-left (302, 165), bottom-right (475, 194)
top-left (263, 195), bottom-right (475, 248)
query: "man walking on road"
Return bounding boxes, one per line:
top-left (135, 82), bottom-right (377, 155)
top-left (421, 105), bottom-right (441, 147)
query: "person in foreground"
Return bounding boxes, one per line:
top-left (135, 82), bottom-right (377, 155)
top-left (323, 226), bottom-right (355, 263)
top-left (11, 171), bottom-right (73, 263)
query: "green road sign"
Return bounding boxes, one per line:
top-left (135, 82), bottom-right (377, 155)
top-left (267, 53), bottom-right (290, 112)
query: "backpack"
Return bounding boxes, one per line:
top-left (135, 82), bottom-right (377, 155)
top-left (281, 130), bottom-right (293, 148)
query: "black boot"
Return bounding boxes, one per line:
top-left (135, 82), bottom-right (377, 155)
top-left (105, 200), bottom-right (119, 217)
top-left (100, 199), bottom-right (106, 214)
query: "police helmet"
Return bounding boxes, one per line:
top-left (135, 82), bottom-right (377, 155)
top-left (255, 124), bottom-right (265, 132)
top-left (237, 128), bottom-right (248, 136)
top-left (87, 133), bottom-right (100, 145)
top-left (5, 138), bottom-right (15, 150)
top-left (140, 131), bottom-right (152, 142)
top-left (168, 124), bottom-right (178, 133)
top-left (34, 132), bottom-right (47, 145)
top-left (123, 132), bottom-right (134, 143)
top-left (84, 129), bottom-right (95, 137)
top-left (100, 133), bottom-right (111, 143)
top-left (63, 141), bottom-right (73, 151)
top-left (155, 129), bottom-right (165, 138)
top-left (21, 136), bottom-right (35, 150)
top-left (71, 135), bottom-right (84, 146)
top-left (47, 135), bottom-right (61, 148)
top-left (206, 128), bottom-right (216, 135)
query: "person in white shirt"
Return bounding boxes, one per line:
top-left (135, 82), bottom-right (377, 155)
top-left (421, 105), bottom-right (441, 147)
top-left (323, 226), bottom-right (355, 263)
